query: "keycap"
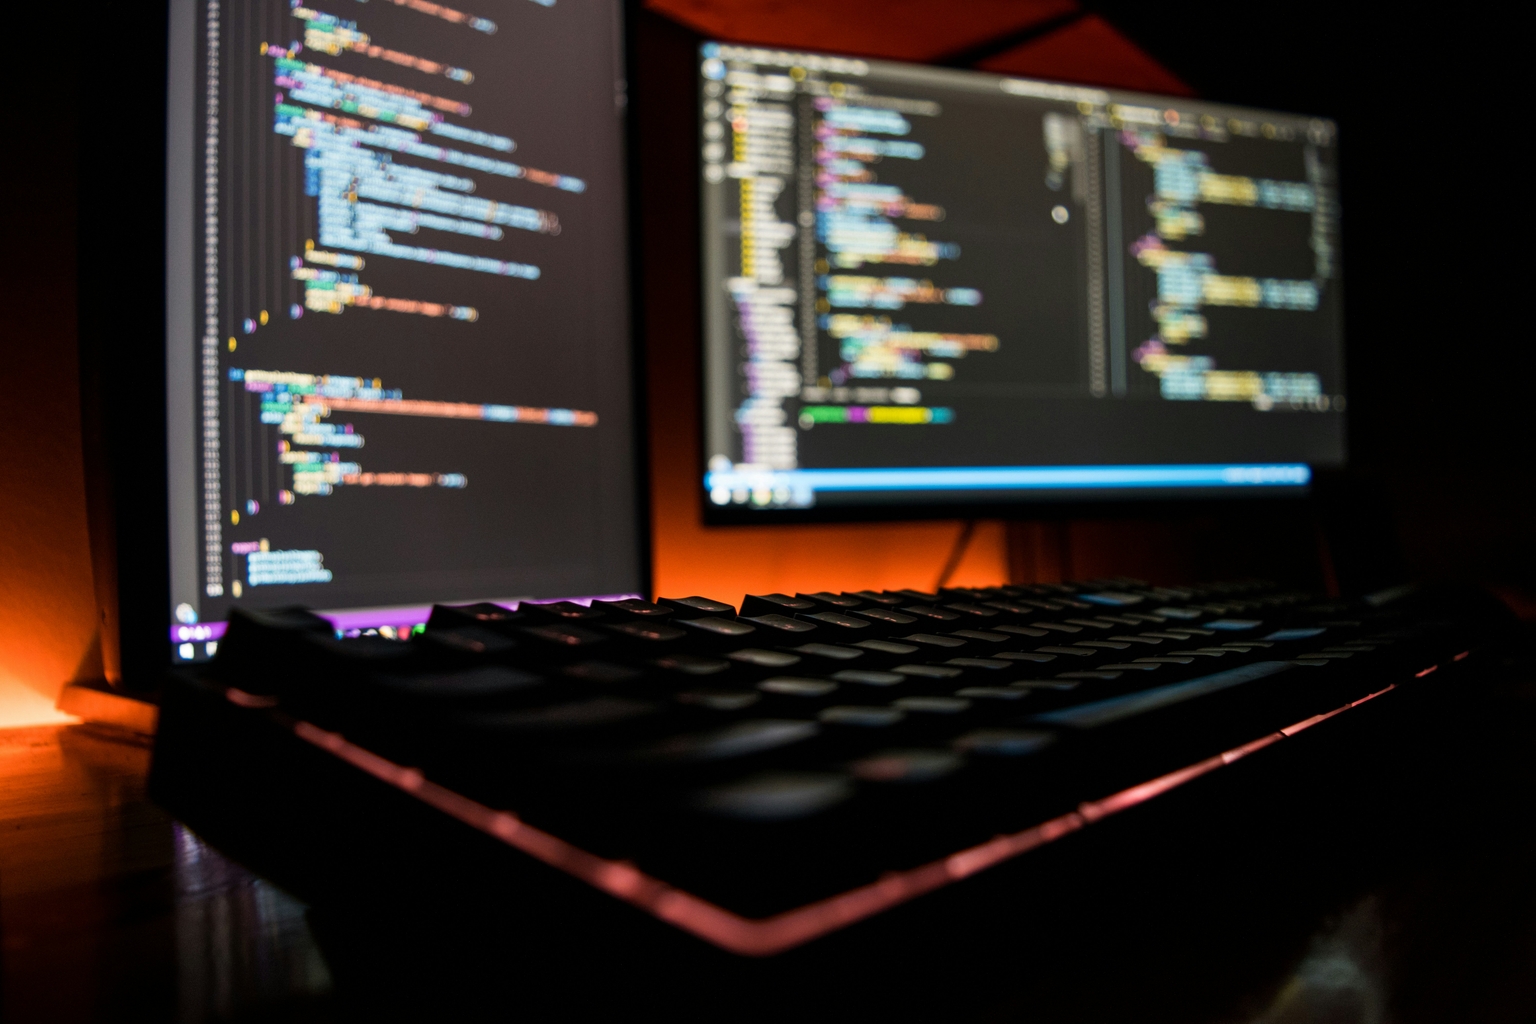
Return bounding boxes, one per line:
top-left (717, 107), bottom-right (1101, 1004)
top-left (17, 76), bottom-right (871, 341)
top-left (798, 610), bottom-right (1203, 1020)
top-left (727, 649), bottom-right (802, 668)
top-left (759, 677), bottom-right (838, 697)
top-left (893, 696), bottom-right (971, 714)
top-left (845, 591), bottom-right (906, 606)
top-left (593, 599), bottom-right (673, 619)
top-left (791, 643), bottom-right (865, 661)
top-left (676, 617), bottom-right (757, 638)
top-left (740, 594), bottom-right (817, 617)
top-left (994, 625), bottom-right (1049, 638)
top-left (523, 600), bottom-right (605, 621)
top-left (374, 666), bottom-right (544, 701)
top-left (956, 686), bottom-right (1028, 701)
top-left (797, 592), bottom-right (864, 610)
top-left (819, 706), bottom-right (904, 727)
top-left (607, 621), bottom-right (686, 643)
top-left (644, 720), bottom-right (820, 761)
top-left (832, 670), bottom-right (905, 687)
top-left (802, 611), bottom-right (874, 632)
top-left (953, 729), bottom-right (1054, 756)
top-left (697, 773), bottom-right (853, 819)
top-left (901, 634), bottom-right (966, 648)
top-left (677, 689), bottom-right (761, 711)
top-left (856, 608), bottom-right (919, 627)
top-left (997, 652), bottom-right (1055, 662)
top-left (855, 639), bottom-right (920, 656)
top-left (659, 596), bottom-right (737, 616)
top-left (950, 630), bottom-right (1009, 643)
top-left (851, 749), bottom-right (962, 783)
top-left (904, 606), bottom-right (963, 622)
top-left (1033, 622), bottom-right (1083, 633)
top-left (741, 614), bottom-right (819, 636)
top-left (1037, 646), bottom-right (1094, 657)
top-left (894, 665), bottom-right (963, 680)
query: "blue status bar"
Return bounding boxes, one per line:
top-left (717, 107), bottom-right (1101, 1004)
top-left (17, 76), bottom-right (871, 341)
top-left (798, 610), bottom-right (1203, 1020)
top-left (707, 464), bottom-right (1311, 508)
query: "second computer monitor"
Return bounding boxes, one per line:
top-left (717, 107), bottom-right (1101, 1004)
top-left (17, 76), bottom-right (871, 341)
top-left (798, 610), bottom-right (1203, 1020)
top-left (699, 43), bottom-right (1344, 516)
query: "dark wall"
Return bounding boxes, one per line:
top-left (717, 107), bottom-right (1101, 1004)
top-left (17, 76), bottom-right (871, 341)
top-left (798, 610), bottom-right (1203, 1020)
top-left (1088, 1), bottom-right (1533, 589)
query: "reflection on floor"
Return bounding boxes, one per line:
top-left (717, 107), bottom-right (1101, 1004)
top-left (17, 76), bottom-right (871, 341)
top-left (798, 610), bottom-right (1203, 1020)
top-left (0, 724), bottom-right (333, 1022)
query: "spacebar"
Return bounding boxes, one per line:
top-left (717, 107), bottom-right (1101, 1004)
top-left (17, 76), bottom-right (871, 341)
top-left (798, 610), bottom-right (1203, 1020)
top-left (1032, 661), bottom-right (1293, 729)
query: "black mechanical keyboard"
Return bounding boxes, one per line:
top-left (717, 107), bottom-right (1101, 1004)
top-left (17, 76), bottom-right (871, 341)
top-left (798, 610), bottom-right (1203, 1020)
top-left (151, 579), bottom-right (1508, 974)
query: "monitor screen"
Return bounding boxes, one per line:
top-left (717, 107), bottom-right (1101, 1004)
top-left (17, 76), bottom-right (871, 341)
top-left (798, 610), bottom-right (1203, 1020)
top-left (698, 43), bottom-right (1344, 516)
top-left (164, 0), bottom-right (640, 662)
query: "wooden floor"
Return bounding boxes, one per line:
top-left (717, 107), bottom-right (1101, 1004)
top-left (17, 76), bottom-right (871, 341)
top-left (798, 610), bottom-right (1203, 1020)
top-left (0, 725), bottom-right (332, 1022)
top-left (4, 655), bottom-right (1535, 1022)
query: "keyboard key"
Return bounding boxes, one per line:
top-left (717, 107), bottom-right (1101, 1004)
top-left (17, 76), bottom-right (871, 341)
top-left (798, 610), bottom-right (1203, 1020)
top-left (592, 599), bottom-right (672, 619)
top-left (739, 594), bottom-right (818, 617)
top-left (802, 611), bottom-right (874, 631)
top-left (831, 670), bottom-right (905, 687)
top-left (1074, 641), bottom-right (1132, 650)
top-left (797, 592), bottom-right (862, 610)
top-left (945, 658), bottom-right (1010, 670)
top-left (727, 648), bottom-right (802, 668)
top-left (562, 661), bottom-right (641, 684)
top-left (1205, 619), bottom-right (1263, 631)
top-left (901, 634), bottom-right (966, 648)
top-left (791, 643), bottom-right (865, 661)
top-left (1033, 622), bottom-right (1083, 633)
top-left (1057, 670), bottom-right (1123, 681)
top-left (375, 666), bottom-right (544, 700)
top-left (894, 665), bottom-right (963, 680)
top-left (856, 608), bottom-right (919, 627)
top-left (1135, 656), bottom-right (1194, 665)
top-left (955, 686), bottom-right (1028, 700)
top-left (660, 596), bottom-right (737, 616)
top-left (851, 749), bottom-right (962, 783)
top-left (855, 639), bottom-right (920, 656)
top-left (677, 689), bottom-right (761, 711)
top-left (953, 729), bottom-right (1055, 756)
top-left (1098, 663), bottom-right (1161, 672)
top-left (997, 652), bottom-right (1055, 662)
top-left (845, 591), bottom-right (906, 606)
top-left (676, 617), bottom-right (757, 638)
top-left (904, 605), bottom-right (963, 622)
top-left (819, 705), bottom-right (904, 727)
top-left (654, 654), bottom-right (731, 675)
top-left (950, 630), bottom-right (1010, 643)
top-left (520, 624), bottom-right (609, 650)
top-left (1108, 635), bottom-right (1163, 645)
top-left (467, 696), bottom-right (659, 732)
top-left (1066, 618), bottom-right (1120, 630)
top-left (1037, 646), bottom-right (1094, 657)
top-left (607, 621), bottom-right (686, 643)
top-left (893, 696), bottom-right (971, 714)
top-left (420, 625), bottom-right (518, 656)
top-left (645, 719), bottom-right (819, 761)
top-left (741, 614), bottom-right (818, 636)
top-left (943, 603), bottom-right (1000, 619)
top-left (994, 625), bottom-right (1049, 638)
top-left (697, 772), bottom-right (853, 819)
top-left (758, 677), bottom-right (838, 697)
top-left (1265, 626), bottom-right (1327, 641)
top-left (523, 601), bottom-right (605, 622)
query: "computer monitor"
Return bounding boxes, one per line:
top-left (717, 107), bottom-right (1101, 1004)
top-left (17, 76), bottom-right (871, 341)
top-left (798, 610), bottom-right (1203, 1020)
top-left (697, 43), bottom-right (1344, 520)
top-left (147, 0), bottom-right (641, 672)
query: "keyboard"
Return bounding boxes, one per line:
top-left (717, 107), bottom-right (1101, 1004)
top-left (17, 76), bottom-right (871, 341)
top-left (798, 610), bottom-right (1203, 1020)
top-left (151, 580), bottom-right (1507, 965)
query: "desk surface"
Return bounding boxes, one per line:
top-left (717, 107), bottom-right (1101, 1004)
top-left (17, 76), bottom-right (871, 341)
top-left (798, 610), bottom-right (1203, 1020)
top-left (5, 648), bottom-right (1535, 1023)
